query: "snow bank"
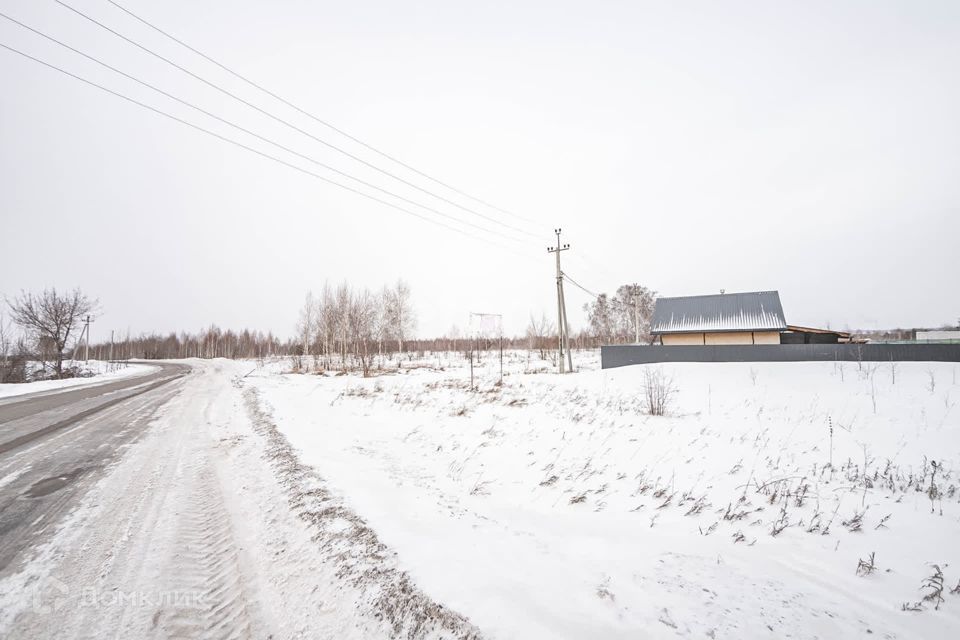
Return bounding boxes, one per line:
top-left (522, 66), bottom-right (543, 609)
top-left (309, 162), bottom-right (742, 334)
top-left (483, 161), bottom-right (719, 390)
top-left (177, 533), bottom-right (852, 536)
top-left (249, 352), bottom-right (960, 638)
top-left (0, 361), bottom-right (154, 400)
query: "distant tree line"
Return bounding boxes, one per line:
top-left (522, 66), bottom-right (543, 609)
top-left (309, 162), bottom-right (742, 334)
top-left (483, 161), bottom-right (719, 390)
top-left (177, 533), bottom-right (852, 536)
top-left (1, 282), bottom-right (635, 383)
top-left (84, 327), bottom-right (288, 361)
top-left (0, 281), bottom-right (683, 385)
top-left (0, 287), bottom-right (291, 380)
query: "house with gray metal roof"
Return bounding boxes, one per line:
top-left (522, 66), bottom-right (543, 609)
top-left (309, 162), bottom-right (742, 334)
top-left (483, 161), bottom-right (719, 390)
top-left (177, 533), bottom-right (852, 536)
top-left (651, 291), bottom-right (851, 345)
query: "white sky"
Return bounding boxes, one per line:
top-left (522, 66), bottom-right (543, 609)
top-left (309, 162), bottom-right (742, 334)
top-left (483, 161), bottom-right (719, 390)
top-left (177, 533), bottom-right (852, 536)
top-left (1, 0), bottom-right (958, 341)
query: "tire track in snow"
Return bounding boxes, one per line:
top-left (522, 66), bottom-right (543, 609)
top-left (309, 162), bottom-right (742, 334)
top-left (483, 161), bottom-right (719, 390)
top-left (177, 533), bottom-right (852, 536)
top-left (150, 457), bottom-right (254, 640)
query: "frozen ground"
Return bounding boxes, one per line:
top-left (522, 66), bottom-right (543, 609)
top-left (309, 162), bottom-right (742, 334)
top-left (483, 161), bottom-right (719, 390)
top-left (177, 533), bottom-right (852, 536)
top-left (246, 350), bottom-right (960, 638)
top-left (0, 360), bottom-right (153, 399)
top-left (2, 351), bottom-right (957, 638)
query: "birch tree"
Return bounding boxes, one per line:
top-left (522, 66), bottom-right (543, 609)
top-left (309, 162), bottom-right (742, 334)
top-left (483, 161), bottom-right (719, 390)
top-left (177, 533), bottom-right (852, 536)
top-left (583, 283), bottom-right (657, 345)
top-left (315, 282), bottom-right (336, 367)
top-left (348, 288), bottom-right (378, 377)
top-left (613, 284), bottom-right (656, 343)
top-left (335, 282), bottom-right (351, 369)
top-left (385, 279), bottom-right (416, 355)
top-left (296, 291), bottom-right (315, 361)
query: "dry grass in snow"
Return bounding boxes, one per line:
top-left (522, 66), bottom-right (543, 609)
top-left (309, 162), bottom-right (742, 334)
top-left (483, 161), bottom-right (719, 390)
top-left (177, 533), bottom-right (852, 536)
top-left (247, 350), bottom-right (960, 638)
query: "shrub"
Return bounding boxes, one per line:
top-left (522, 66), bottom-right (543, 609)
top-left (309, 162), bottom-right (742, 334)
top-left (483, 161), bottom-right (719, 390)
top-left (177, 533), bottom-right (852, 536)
top-left (643, 367), bottom-right (675, 416)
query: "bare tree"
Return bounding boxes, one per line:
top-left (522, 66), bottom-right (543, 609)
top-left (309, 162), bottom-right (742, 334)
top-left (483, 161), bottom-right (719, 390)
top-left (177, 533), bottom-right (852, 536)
top-left (296, 291), bottom-right (315, 366)
top-left (615, 283), bottom-right (656, 343)
top-left (384, 279), bottom-right (416, 355)
top-left (7, 288), bottom-right (97, 378)
top-left (584, 294), bottom-right (616, 345)
top-left (335, 282), bottom-right (351, 369)
top-left (313, 282), bottom-right (336, 369)
top-left (583, 283), bottom-right (657, 345)
top-left (375, 285), bottom-right (392, 358)
top-left (526, 313), bottom-right (556, 360)
top-left (348, 288), bottom-right (378, 377)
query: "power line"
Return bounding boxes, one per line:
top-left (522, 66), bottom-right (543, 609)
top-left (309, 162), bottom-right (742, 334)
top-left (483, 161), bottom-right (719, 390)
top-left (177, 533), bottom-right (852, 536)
top-left (106, 0), bottom-right (541, 228)
top-left (0, 10), bottom-right (526, 245)
top-left (564, 272), bottom-right (648, 327)
top-left (563, 271), bottom-right (630, 306)
top-left (561, 271), bottom-right (600, 299)
top-left (0, 40), bottom-right (533, 256)
top-left (54, 0), bottom-right (539, 239)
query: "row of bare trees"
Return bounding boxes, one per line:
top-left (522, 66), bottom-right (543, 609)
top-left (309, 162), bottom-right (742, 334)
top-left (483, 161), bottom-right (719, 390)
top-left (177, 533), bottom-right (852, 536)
top-left (84, 327), bottom-right (287, 361)
top-left (0, 282), bottom-right (658, 384)
top-left (295, 279), bottom-right (416, 376)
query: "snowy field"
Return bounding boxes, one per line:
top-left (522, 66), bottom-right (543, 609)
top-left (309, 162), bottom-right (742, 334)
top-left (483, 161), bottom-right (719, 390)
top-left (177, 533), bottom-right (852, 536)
top-left (0, 360), bottom-right (154, 400)
top-left (246, 350), bottom-right (960, 638)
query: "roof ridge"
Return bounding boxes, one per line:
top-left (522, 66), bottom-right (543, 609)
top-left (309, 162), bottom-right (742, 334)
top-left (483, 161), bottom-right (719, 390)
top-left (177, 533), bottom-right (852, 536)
top-left (657, 290), bottom-right (779, 301)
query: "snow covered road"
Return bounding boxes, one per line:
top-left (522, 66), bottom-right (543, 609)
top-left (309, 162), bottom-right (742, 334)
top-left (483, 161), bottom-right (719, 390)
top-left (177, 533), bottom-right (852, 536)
top-left (0, 362), bottom-right (186, 570)
top-left (0, 359), bottom-right (477, 639)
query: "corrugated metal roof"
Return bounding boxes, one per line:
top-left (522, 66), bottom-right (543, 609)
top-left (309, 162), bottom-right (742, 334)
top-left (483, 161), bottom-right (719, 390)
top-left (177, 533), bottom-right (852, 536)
top-left (651, 291), bottom-right (788, 334)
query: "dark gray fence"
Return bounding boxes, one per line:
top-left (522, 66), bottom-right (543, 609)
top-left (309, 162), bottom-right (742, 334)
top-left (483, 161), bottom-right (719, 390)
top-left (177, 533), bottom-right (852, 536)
top-left (601, 344), bottom-right (960, 369)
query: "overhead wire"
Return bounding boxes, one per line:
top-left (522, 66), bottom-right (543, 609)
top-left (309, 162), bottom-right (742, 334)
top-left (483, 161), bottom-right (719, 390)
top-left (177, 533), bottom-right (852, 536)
top-left (563, 271), bottom-right (642, 314)
top-left (54, 0), bottom-right (541, 239)
top-left (106, 0), bottom-right (541, 228)
top-left (1, 3), bottom-right (641, 296)
top-left (561, 271), bottom-right (601, 299)
top-left (0, 10), bottom-right (527, 245)
top-left (0, 40), bottom-right (541, 265)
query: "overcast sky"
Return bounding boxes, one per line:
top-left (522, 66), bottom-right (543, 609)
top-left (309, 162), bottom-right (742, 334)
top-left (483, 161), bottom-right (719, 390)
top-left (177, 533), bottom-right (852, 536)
top-left (1, 0), bottom-right (958, 341)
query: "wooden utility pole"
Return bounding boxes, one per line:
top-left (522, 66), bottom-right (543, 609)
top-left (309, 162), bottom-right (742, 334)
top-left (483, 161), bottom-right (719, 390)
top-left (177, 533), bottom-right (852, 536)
top-left (548, 229), bottom-right (573, 373)
top-left (633, 283), bottom-right (640, 344)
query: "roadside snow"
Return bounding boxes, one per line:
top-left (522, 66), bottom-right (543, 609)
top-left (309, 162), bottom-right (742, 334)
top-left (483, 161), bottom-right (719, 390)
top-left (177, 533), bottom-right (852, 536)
top-left (248, 351), bottom-right (960, 638)
top-left (0, 361), bottom-right (153, 400)
top-left (0, 358), bottom-right (478, 639)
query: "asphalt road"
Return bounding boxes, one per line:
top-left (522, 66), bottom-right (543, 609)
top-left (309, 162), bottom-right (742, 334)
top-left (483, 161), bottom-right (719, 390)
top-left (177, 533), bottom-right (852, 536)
top-left (0, 363), bottom-right (189, 575)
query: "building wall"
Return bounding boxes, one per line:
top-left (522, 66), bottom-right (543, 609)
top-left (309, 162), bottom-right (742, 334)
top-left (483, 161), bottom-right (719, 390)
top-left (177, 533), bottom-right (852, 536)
top-left (753, 331), bottom-right (781, 344)
top-left (662, 333), bottom-right (705, 345)
top-left (705, 331), bottom-right (754, 345)
top-left (663, 331), bottom-right (783, 345)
